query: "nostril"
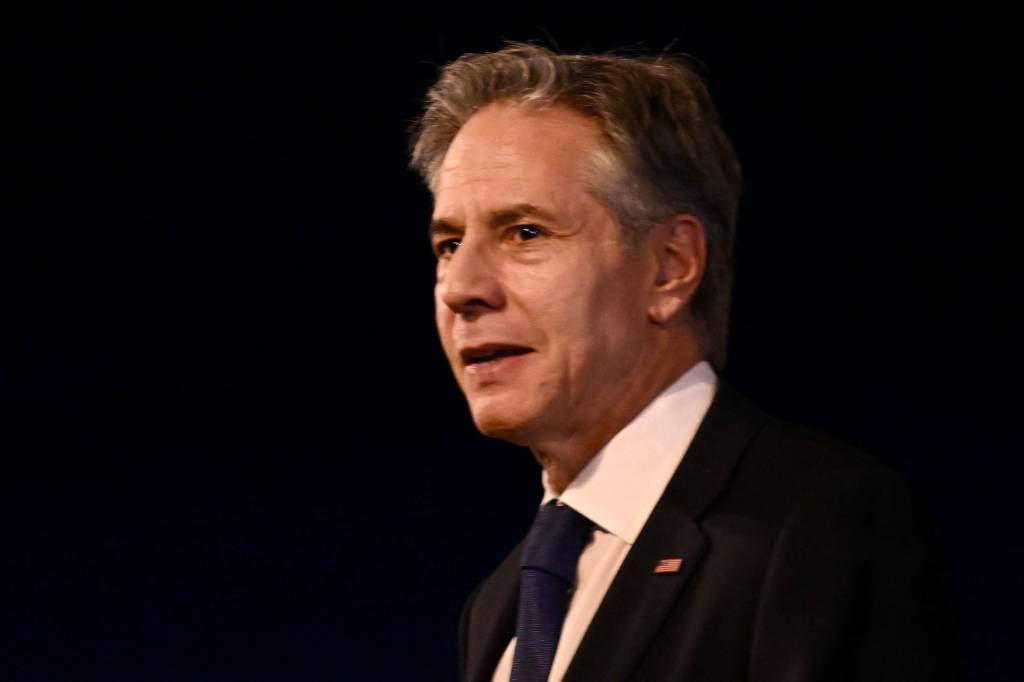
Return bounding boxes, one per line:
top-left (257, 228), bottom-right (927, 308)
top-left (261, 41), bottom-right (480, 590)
top-left (453, 299), bottom-right (493, 320)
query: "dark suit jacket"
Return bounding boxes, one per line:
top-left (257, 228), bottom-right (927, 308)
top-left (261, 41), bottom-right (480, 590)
top-left (459, 382), bottom-right (960, 681)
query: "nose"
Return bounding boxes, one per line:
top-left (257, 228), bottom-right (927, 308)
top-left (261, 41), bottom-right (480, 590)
top-left (436, 237), bottom-right (504, 316)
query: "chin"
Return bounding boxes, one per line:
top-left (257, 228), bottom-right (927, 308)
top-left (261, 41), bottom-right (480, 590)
top-left (468, 399), bottom-right (538, 445)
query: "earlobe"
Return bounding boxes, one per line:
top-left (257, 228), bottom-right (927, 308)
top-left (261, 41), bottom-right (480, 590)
top-left (647, 214), bottom-right (706, 324)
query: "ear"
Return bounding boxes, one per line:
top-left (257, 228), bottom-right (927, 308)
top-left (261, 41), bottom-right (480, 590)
top-left (647, 213), bottom-right (707, 324)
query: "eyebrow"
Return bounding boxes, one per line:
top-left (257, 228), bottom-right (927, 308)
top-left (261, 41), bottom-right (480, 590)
top-left (428, 203), bottom-right (559, 240)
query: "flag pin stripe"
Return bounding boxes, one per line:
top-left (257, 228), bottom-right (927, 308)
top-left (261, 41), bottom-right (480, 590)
top-left (654, 558), bottom-right (684, 574)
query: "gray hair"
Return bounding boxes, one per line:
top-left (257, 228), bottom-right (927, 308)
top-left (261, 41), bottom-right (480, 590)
top-left (409, 42), bottom-right (742, 369)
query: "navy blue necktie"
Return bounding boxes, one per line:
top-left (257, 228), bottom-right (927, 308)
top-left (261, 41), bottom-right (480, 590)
top-left (510, 501), bottom-right (594, 682)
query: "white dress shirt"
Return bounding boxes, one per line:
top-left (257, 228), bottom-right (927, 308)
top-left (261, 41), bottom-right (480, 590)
top-left (491, 361), bottom-right (718, 682)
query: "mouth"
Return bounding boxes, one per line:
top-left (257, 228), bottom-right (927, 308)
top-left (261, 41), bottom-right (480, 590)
top-left (460, 344), bottom-right (535, 367)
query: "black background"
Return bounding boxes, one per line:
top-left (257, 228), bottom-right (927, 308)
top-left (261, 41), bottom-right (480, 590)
top-left (6, 6), bottom-right (1018, 681)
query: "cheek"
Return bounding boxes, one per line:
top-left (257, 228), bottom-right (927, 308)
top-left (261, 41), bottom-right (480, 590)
top-left (511, 247), bottom-right (639, 357)
top-left (532, 279), bottom-right (607, 365)
top-left (569, 271), bottom-right (647, 356)
top-left (434, 299), bottom-right (454, 348)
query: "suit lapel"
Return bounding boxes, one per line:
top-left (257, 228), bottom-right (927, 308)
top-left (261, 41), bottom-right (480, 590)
top-left (563, 511), bottom-right (708, 682)
top-left (562, 381), bottom-right (768, 682)
top-left (464, 540), bottom-right (522, 682)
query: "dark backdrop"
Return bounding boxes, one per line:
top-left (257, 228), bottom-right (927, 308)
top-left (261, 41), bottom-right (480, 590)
top-left (6, 7), bottom-right (1017, 681)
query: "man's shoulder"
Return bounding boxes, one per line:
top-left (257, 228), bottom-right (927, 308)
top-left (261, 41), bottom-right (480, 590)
top-left (705, 382), bottom-right (924, 529)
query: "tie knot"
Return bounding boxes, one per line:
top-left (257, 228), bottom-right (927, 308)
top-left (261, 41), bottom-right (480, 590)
top-left (520, 501), bottom-right (594, 583)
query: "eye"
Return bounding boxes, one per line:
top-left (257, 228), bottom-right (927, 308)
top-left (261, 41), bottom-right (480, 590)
top-left (513, 224), bottom-right (543, 241)
top-left (435, 238), bottom-right (461, 257)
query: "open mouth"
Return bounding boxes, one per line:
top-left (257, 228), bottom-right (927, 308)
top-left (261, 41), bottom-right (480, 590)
top-left (463, 346), bottom-right (534, 366)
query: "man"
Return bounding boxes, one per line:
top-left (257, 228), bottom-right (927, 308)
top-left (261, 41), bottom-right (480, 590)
top-left (409, 43), bottom-right (959, 681)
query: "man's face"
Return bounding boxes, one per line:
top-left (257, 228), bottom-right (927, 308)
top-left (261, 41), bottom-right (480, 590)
top-left (430, 102), bottom-right (657, 447)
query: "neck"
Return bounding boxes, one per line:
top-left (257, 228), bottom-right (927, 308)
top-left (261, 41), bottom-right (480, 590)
top-left (532, 348), bottom-right (703, 495)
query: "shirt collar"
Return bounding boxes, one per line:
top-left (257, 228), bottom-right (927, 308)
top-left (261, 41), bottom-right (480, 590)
top-left (541, 360), bottom-right (717, 545)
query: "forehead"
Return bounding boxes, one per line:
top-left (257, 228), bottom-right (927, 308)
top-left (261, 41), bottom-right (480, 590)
top-left (433, 102), bottom-right (602, 211)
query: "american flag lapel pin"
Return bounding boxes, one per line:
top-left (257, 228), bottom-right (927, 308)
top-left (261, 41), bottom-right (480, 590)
top-left (654, 557), bottom-right (684, 574)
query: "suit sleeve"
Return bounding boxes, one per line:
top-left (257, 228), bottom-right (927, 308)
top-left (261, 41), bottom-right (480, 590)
top-left (748, 464), bottom-right (962, 682)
